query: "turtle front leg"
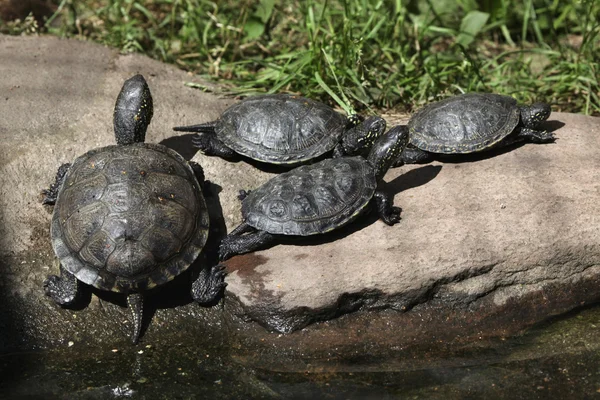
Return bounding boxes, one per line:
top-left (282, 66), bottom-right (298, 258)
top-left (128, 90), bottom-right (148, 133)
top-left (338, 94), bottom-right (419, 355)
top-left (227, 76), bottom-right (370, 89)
top-left (219, 222), bottom-right (276, 261)
top-left (188, 161), bottom-right (211, 193)
top-left (41, 163), bottom-right (71, 205)
top-left (191, 264), bottom-right (228, 304)
top-left (44, 264), bottom-right (79, 305)
top-left (516, 127), bottom-right (555, 144)
top-left (332, 143), bottom-right (345, 158)
top-left (192, 133), bottom-right (239, 160)
top-left (237, 189), bottom-right (252, 201)
top-left (393, 146), bottom-right (433, 167)
top-left (373, 190), bottom-right (402, 226)
top-left (501, 127), bottom-right (555, 148)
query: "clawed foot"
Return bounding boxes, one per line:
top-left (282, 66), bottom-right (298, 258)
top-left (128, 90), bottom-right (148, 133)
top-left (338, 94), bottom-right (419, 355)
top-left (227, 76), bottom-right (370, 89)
top-left (218, 238), bottom-right (235, 261)
top-left (382, 206), bottom-right (402, 226)
top-left (41, 189), bottom-right (57, 205)
top-left (237, 189), bottom-right (251, 201)
top-left (531, 130), bottom-right (555, 143)
top-left (192, 264), bottom-right (228, 304)
top-left (192, 133), bottom-right (211, 152)
top-left (44, 275), bottom-right (77, 305)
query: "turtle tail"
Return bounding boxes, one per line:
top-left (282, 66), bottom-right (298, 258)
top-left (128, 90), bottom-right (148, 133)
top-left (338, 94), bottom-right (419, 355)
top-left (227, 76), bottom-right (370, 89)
top-left (126, 293), bottom-right (144, 344)
top-left (172, 122), bottom-right (216, 133)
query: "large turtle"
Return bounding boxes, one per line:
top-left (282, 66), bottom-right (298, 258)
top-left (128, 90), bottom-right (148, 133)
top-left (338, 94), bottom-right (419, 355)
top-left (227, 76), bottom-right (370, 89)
top-left (173, 94), bottom-right (387, 165)
top-left (218, 125), bottom-right (409, 261)
top-left (394, 93), bottom-right (553, 166)
top-left (42, 75), bottom-right (226, 344)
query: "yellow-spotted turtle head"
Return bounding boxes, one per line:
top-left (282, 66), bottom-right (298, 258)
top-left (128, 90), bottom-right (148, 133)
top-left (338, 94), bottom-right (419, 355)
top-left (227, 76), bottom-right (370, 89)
top-left (113, 74), bottom-right (154, 145)
top-left (340, 116), bottom-right (387, 156)
top-left (520, 102), bottom-right (551, 129)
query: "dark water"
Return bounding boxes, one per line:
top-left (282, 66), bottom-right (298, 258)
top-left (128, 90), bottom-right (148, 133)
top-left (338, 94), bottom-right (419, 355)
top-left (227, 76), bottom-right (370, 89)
top-left (2, 305), bottom-right (600, 399)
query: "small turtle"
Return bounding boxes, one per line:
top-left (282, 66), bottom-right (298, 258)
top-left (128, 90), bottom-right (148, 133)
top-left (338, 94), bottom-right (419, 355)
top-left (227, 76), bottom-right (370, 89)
top-left (173, 94), bottom-right (386, 165)
top-left (218, 125), bottom-right (409, 261)
top-left (394, 93), bottom-right (553, 166)
top-left (42, 75), bottom-right (226, 344)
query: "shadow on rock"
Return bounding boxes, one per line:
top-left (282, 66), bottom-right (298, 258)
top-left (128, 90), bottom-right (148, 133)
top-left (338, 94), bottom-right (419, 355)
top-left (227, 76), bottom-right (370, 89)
top-left (0, 257), bottom-right (37, 396)
top-left (540, 119), bottom-right (566, 133)
top-left (159, 133), bottom-right (198, 161)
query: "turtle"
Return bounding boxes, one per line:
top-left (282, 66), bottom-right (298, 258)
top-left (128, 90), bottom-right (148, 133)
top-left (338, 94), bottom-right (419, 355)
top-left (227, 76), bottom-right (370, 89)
top-left (394, 93), bottom-right (553, 166)
top-left (173, 94), bottom-right (387, 166)
top-left (218, 125), bottom-right (410, 261)
top-left (41, 74), bottom-right (227, 344)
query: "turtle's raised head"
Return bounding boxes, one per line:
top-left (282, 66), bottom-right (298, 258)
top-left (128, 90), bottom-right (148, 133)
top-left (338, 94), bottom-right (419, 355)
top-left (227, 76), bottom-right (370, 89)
top-left (520, 102), bottom-right (551, 129)
top-left (367, 125), bottom-right (409, 180)
top-left (114, 74), bottom-right (153, 145)
top-left (341, 116), bottom-right (386, 156)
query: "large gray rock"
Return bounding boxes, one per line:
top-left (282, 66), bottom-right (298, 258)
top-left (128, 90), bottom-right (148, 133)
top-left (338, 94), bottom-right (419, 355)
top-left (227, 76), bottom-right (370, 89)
top-left (203, 110), bottom-right (600, 332)
top-left (1, 35), bottom-right (599, 357)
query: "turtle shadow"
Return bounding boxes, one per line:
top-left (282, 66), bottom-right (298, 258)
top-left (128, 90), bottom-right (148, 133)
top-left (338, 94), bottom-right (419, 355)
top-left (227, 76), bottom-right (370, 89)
top-left (159, 134), bottom-right (198, 161)
top-left (93, 180), bottom-right (229, 342)
top-left (540, 119), bottom-right (565, 133)
top-left (260, 164), bottom-right (442, 249)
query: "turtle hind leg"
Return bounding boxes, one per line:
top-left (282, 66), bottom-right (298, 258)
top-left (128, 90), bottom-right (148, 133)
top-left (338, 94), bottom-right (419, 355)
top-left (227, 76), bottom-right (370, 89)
top-left (192, 133), bottom-right (239, 160)
top-left (41, 163), bottom-right (71, 205)
top-left (218, 223), bottom-right (276, 261)
top-left (44, 264), bottom-right (79, 305)
top-left (191, 264), bottom-right (228, 304)
top-left (126, 293), bottom-right (144, 344)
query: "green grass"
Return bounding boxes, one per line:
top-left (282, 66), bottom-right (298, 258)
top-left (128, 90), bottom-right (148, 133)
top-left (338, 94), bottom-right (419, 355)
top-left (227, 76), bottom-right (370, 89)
top-left (2, 0), bottom-right (599, 115)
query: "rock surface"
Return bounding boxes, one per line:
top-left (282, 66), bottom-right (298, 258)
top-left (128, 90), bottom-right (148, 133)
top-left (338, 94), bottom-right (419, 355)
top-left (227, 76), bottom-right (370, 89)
top-left (1, 35), bottom-right (600, 357)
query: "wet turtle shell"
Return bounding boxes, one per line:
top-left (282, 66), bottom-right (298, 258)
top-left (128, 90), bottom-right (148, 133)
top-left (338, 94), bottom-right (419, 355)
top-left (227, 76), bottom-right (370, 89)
top-left (408, 93), bottom-right (520, 154)
top-left (242, 157), bottom-right (376, 235)
top-left (51, 142), bottom-right (209, 293)
top-left (215, 94), bottom-right (350, 164)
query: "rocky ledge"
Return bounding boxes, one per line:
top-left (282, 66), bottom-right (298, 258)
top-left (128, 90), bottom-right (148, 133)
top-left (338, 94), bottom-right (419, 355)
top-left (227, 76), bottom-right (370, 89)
top-left (1, 35), bottom-right (599, 354)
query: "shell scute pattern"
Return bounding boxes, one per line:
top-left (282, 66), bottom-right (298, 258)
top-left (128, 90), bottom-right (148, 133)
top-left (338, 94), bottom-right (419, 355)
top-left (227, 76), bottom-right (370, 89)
top-left (242, 157), bottom-right (376, 235)
top-left (409, 93), bottom-right (520, 154)
top-left (217, 95), bottom-right (347, 163)
top-left (52, 143), bottom-right (208, 292)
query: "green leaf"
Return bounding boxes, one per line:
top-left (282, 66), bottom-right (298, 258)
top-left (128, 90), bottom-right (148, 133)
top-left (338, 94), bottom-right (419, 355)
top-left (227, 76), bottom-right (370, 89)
top-left (456, 11), bottom-right (490, 47)
top-left (314, 72), bottom-right (352, 115)
top-left (254, 0), bottom-right (275, 24)
top-left (244, 18), bottom-right (264, 40)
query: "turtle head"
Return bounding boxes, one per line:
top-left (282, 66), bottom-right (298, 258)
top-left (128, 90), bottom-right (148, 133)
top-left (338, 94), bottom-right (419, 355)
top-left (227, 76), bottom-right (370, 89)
top-left (114, 74), bottom-right (153, 145)
top-left (340, 116), bottom-right (386, 156)
top-left (520, 102), bottom-right (551, 129)
top-left (367, 125), bottom-right (409, 180)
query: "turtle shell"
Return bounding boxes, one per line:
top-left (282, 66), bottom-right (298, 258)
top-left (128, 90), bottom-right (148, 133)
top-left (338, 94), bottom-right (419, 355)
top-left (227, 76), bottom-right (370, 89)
top-left (409, 93), bottom-right (520, 154)
top-left (216, 94), bottom-right (348, 164)
top-left (242, 157), bottom-right (376, 235)
top-left (51, 142), bottom-right (209, 293)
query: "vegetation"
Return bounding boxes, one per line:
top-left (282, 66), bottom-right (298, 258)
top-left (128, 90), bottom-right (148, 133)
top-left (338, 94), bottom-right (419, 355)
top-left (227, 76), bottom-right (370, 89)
top-left (2, 0), bottom-right (599, 115)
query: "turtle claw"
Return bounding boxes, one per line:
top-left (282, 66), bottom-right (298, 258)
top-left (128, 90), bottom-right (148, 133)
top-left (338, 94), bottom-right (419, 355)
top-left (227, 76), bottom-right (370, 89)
top-left (383, 206), bottom-right (402, 226)
top-left (192, 264), bottom-right (227, 304)
top-left (237, 189), bottom-right (251, 201)
top-left (41, 189), bottom-right (56, 205)
top-left (44, 275), bottom-right (77, 305)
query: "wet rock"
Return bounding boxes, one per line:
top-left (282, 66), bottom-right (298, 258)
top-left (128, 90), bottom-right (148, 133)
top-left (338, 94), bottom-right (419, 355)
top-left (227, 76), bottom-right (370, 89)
top-left (1, 34), bottom-right (600, 360)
